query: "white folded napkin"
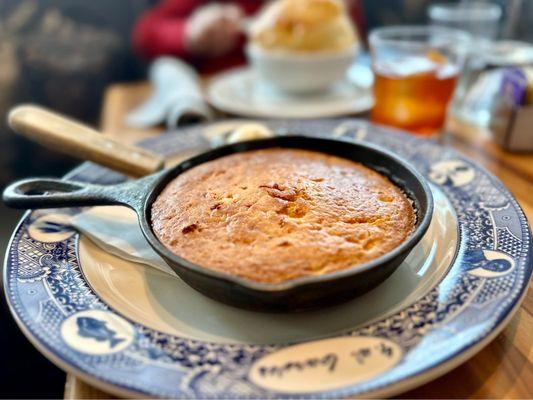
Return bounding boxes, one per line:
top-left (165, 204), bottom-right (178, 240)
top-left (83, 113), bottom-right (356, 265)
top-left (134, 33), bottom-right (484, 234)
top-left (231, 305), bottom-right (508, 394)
top-left (71, 206), bottom-right (177, 276)
top-left (124, 57), bottom-right (214, 129)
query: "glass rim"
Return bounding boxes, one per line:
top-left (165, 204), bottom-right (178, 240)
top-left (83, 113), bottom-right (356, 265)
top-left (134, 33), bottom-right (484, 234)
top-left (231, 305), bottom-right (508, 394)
top-left (369, 25), bottom-right (471, 49)
top-left (429, 2), bottom-right (502, 21)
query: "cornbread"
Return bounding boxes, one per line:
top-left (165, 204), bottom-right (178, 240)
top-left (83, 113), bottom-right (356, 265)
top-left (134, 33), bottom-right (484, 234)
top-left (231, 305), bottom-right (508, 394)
top-left (151, 149), bottom-right (415, 283)
top-left (250, 0), bottom-right (358, 52)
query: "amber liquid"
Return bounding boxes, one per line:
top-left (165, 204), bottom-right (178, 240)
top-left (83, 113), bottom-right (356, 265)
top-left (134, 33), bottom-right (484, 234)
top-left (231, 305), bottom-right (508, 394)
top-left (371, 58), bottom-right (458, 136)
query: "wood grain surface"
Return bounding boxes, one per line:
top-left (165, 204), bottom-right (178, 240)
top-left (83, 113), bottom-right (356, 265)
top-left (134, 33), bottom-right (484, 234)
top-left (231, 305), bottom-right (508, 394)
top-left (63, 83), bottom-right (532, 399)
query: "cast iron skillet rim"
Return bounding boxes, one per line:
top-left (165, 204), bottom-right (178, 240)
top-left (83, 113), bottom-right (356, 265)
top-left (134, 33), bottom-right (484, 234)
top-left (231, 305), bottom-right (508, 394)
top-left (139, 136), bottom-right (434, 292)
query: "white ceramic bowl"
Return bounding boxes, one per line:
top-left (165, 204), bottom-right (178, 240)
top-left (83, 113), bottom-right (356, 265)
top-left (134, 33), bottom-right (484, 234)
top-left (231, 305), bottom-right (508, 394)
top-left (246, 44), bottom-right (358, 94)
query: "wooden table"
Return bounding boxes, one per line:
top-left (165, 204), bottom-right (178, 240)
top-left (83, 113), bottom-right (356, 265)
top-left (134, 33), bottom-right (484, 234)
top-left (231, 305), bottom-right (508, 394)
top-left (64, 83), bottom-right (533, 399)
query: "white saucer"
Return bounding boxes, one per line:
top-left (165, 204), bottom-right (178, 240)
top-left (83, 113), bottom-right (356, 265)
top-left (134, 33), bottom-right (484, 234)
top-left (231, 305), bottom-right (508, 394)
top-left (207, 67), bottom-right (374, 119)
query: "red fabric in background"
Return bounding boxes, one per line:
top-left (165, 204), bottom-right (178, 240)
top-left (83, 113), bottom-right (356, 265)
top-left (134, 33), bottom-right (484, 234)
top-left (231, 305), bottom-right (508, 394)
top-left (132, 0), bottom-right (365, 73)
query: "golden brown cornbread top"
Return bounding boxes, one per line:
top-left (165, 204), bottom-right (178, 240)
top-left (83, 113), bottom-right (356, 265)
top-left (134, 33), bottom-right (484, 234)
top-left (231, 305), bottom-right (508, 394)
top-left (151, 148), bottom-right (416, 283)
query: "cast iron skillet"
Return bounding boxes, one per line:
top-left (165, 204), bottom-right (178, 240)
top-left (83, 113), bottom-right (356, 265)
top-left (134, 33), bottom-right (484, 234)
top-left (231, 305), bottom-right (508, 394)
top-left (3, 105), bottom-right (433, 312)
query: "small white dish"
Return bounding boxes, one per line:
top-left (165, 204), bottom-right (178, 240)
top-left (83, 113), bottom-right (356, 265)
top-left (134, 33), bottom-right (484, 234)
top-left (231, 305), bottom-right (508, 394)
top-left (207, 66), bottom-right (373, 119)
top-left (246, 44), bottom-right (358, 94)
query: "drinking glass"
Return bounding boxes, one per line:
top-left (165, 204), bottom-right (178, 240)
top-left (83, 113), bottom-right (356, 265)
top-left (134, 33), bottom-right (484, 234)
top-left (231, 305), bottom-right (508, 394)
top-left (429, 2), bottom-right (502, 126)
top-left (429, 2), bottom-right (501, 41)
top-left (369, 26), bottom-right (470, 136)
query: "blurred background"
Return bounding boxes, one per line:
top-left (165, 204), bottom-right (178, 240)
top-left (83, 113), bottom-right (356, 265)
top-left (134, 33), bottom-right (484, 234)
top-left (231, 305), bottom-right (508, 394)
top-left (0, 0), bottom-right (532, 397)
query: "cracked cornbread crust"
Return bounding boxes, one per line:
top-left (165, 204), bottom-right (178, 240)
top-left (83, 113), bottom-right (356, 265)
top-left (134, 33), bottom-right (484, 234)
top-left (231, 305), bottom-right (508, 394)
top-left (151, 148), bottom-right (415, 283)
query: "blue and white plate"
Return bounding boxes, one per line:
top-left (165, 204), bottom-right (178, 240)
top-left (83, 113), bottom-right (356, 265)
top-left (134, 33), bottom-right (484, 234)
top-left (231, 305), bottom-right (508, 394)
top-left (4, 120), bottom-right (532, 398)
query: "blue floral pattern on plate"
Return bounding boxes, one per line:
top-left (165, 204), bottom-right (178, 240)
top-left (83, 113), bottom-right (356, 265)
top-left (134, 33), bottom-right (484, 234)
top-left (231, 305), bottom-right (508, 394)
top-left (4, 120), bottom-right (532, 398)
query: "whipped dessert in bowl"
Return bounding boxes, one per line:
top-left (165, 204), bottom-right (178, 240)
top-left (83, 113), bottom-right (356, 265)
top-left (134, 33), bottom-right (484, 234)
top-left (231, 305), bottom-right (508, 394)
top-left (247, 0), bottom-right (360, 94)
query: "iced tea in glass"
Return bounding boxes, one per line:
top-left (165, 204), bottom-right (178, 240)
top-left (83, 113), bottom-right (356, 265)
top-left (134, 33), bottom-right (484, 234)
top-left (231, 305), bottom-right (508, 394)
top-left (369, 26), bottom-right (469, 135)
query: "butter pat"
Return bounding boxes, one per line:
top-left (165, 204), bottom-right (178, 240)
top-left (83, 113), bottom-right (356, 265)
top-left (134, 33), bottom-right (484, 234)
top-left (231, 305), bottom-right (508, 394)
top-left (226, 123), bottom-right (274, 144)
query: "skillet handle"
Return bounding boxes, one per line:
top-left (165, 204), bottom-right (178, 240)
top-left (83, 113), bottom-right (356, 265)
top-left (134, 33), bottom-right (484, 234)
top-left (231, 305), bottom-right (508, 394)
top-left (8, 104), bottom-right (165, 177)
top-left (2, 174), bottom-right (162, 213)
